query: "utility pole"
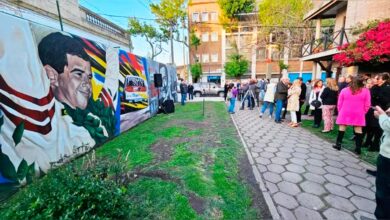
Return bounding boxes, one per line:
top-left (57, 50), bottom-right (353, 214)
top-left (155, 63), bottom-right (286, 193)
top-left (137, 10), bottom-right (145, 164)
top-left (56, 0), bottom-right (64, 31)
top-left (170, 25), bottom-right (175, 65)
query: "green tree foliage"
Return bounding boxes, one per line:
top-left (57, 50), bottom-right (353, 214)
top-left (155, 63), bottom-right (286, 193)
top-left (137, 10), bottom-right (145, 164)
top-left (258, 0), bottom-right (312, 28)
top-left (224, 54), bottom-right (249, 78)
top-left (150, 0), bottom-right (187, 38)
top-left (128, 18), bottom-right (167, 60)
top-left (189, 30), bottom-right (200, 51)
top-left (190, 62), bottom-right (202, 82)
top-left (218, 0), bottom-right (255, 20)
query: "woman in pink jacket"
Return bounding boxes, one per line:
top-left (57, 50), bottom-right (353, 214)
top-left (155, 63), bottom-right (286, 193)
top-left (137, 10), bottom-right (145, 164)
top-left (333, 75), bottom-right (371, 154)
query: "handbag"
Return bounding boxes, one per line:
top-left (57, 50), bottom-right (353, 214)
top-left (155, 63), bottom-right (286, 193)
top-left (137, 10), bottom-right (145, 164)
top-left (311, 100), bottom-right (321, 108)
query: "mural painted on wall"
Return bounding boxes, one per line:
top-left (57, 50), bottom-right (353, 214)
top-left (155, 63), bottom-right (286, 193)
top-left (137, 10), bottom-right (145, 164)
top-left (147, 60), bottom-right (178, 116)
top-left (0, 12), bottom-right (177, 191)
top-left (118, 50), bottom-right (150, 132)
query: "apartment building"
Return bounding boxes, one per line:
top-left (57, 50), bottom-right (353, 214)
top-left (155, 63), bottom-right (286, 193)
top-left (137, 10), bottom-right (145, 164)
top-left (0, 0), bottom-right (131, 49)
top-left (301, 0), bottom-right (390, 78)
top-left (188, 0), bottom-right (223, 84)
top-left (188, 0), bottom-right (314, 85)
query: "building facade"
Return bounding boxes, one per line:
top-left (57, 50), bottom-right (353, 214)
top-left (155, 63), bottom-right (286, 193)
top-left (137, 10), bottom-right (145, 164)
top-left (188, 0), bottom-right (314, 85)
top-left (0, 0), bottom-right (131, 50)
top-left (301, 0), bottom-right (390, 78)
top-left (188, 0), bottom-right (223, 84)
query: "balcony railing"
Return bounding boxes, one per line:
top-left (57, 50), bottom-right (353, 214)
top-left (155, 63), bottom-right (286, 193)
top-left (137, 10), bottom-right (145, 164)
top-left (301, 28), bottom-right (350, 57)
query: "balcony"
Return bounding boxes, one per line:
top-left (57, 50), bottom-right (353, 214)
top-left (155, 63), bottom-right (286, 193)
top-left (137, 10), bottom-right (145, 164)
top-left (301, 28), bottom-right (350, 61)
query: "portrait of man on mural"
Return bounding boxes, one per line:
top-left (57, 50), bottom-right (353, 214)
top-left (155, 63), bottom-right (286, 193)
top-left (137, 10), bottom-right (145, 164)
top-left (38, 32), bottom-right (92, 110)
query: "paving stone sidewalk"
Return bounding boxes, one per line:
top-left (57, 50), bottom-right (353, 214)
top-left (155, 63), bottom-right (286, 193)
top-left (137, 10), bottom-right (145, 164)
top-left (231, 106), bottom-right (377, 220)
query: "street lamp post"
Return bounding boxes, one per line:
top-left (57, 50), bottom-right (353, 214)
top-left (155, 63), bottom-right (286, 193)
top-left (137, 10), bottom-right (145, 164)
top-left (56, 0), bottom-right (64, 31)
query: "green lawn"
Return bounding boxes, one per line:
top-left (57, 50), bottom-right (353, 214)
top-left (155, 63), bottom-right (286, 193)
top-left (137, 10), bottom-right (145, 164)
top-left (1, 102), bottom-right (261, 219)
top-left (301, 119), bottom-right (378, 165)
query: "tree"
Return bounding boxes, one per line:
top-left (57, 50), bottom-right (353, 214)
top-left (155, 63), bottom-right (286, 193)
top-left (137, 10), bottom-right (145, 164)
top-left (224, 54), bottom-right (249, 78)
top-left (128, 18), bottom-right (167, 60)
top-left (218, 0), bottom-right (255, 20)
top-left (150, 0), bottom-right (187, 64)
top-left (258, 0), bottom-right (313, 76)
top-left (190, 62), bottom-right (202, 82)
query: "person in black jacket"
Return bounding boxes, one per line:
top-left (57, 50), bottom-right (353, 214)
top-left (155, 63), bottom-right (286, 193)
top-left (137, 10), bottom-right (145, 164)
top-left (274, 78), bottom-right (289, 123)
top-left (296, 77), bottom-right (307, 123)
top-left (224, 83), bottom-right (229, 101)
top-left (187, 84), bottom-right (194, 100)
top-left (180, 80), bottom-right (188, 105)
top-left (320, 78), bottom-right (339, 132)
top-left (364, 77), bottom-right (381, 151)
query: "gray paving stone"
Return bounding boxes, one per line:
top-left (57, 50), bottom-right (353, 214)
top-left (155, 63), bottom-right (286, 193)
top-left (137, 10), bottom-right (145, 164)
top-left (267, 164), bottom-right (286, 174)
top-left (308, 153), bottom-right (326, 160)
top-left (324, 194), bottom-right (357, 212)
top-left (348, 184), bottom-right (375, 200)
top-left (260, 151), bottom-right (275, 159)
top-left (324, 174), bottom-right (350, 186)
top-left (264, 146), bottom-right (279, 153)
top-left (300, 181), bottom-right (326, 196)
top-left (286, 164), bottom-right (306, 173)
top-left (343, 167), bottom-right (368, 178)
top-left (325, 183), bottom-right (353, 198)
top-left (345, 175), bottom-right (372, 188)
top-left (290, 158), bottom-right (307, 166)
top-left (273, 192), bottom-right (299, 209)
top-left (278, 206), bottom-right (297, 220)
top-left (277, 181), bottom-right (301, 196)
top-left (266, 181), bottom-right (279, 194)
top-left (251, 147), bottom-right (264, 153)
top-left (305, 165), bottom-right (327, 175)
top-left (257, 164), bottom-right (268, 172)
top-left (296, 193), bottom-right (325, 210)
top-left (276, 152), bottom-right (293, 159)
top-left (350, 196), bottom-right (376, 213)
top-left (303, 173), bottom-right (326, 184)
top-left (292, 152), bottom-right (309, 159)
top-left (309, 148), bottom-right (325, 154)
top-left (294, 147), bottom-right (310, 154)
top-left (340, 155), bottom-right (360, 163)
top-left (279, 146), bottom-right (295, 153)
top-left (271, 157), bottom-right (288, 165)
top-left (281, 171), bottom-right (303, 183)
top-left (255, 157), bottom-right (271, 165)
top-left (294, 206), bottom-right (323, 220)
top-left (306, 158), bottom-right (326, 167)
top-left (324, 166), bottom-right (347, 176)
top-left (354, 211), bottom-right (376, 220)
top-left (324, 159), bottom-right (345, 168)
top-left (342, 160), bottom-right (363, 169)
top-left (263, 171), bottom-right (282, 184)
top-left (323, 208), bottom-right (355, 220)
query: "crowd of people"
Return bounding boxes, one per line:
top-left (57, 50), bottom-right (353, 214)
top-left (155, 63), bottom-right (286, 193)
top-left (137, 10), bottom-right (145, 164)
top-left (225, 72), bottom-right (390, 219)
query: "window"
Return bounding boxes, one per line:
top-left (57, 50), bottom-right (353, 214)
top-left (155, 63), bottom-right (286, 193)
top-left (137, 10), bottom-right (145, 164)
top-left (201, 12), bottom-right (208, 22)
top-left (195, 54), bottom-right (200, 62)
top-left (211, 32), bottom-right (218, 41)
top-left (202, 32), bottom-right (209, 42)
top-left (211, 53), bottom-right (218, 62)
top-left (210, 12), bottom-right (217, 21)
top-left (192, 12), bottom-right (200, 22)
top-left (202, 53), bottom-right (209, 63)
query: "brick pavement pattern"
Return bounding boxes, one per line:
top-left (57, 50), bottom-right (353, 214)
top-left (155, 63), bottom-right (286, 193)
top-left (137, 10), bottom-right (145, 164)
top-left (232, 108), bottom-right (377, 220)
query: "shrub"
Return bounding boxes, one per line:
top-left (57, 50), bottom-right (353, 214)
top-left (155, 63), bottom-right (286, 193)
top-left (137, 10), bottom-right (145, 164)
top-left (0, 155), bottom-right (130, 219)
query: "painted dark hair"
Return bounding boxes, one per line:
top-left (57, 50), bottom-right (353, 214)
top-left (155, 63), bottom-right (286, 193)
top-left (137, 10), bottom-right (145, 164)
top-left (379, 72), bottom-right (390, 83)
top-left (350, 75), bottom-right (365, 95)
top-left (38, 32), bottom-right (90, 74)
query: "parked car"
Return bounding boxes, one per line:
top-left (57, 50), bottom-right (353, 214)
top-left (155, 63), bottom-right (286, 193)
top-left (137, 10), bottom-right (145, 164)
top-left (192, 82), bottom-right (224, 97)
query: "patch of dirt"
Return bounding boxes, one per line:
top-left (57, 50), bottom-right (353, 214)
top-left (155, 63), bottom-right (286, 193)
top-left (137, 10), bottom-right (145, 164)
top-left (150, 139), bottom-right (173, 162)
top-left (188, 192), bottom-right (206, 214)
top-left (115, 170), bottom-right (180, 185)
top-left (238, 153), bottom-right (272, 219)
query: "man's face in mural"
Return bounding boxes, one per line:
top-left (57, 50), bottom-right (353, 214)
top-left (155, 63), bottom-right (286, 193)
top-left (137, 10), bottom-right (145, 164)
top-left (57, 54), bottom-right (92, 109)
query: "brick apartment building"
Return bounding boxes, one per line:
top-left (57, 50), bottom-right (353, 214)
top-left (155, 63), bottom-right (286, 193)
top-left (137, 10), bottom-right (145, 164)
top-left (186, 0), bottom-right (314, 85)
